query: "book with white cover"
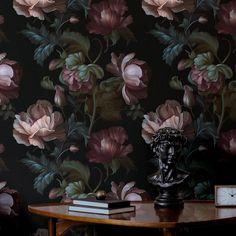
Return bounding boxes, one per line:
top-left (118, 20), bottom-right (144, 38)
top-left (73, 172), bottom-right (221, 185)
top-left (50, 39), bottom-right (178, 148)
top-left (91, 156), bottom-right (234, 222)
top-left (68, 205), bottom-right (135, 215)
top-left (72, 198), bottom-right (130, 208)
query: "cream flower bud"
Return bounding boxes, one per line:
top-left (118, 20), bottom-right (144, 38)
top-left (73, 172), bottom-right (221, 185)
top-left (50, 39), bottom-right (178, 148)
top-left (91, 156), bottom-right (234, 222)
top-left (69, 16), bottom-right (79, 24)
top-left (183, 85), bottom-right (195, 107)
top-left (54, 85), bottom-right (66, 107)
top-left (69, 145), bottom-right (79, 153)
top-left (198, 16), bottom-right (208, 24)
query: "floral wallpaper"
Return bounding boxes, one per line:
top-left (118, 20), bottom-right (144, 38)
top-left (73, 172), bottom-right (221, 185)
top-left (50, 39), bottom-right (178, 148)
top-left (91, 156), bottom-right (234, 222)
top-left (0, 0), bottom-right (236, 233)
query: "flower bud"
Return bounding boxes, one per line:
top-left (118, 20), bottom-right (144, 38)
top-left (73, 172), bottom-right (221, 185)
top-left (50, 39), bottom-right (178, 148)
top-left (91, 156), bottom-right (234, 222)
top-left (54, 85), bottom-right (66, 107)
top-left (198, 16), bottom-right (208, 24)
top-left (69, 145), bottom-right (79, 153)
top-left (0, 144), bottom-right (5, 154)
top-left (49, 59), bottom-right (62, 71)
top-left (183, 85), bottom-right (195, 107)
top-left (0, 15), bottom-right (4, 25)
top-left (69, 16), bottom-right (79, 24)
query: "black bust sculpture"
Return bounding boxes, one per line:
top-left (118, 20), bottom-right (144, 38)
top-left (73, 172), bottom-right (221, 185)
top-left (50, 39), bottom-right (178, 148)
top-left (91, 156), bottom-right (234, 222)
top-left (148, 127), bottom-right (189, 208)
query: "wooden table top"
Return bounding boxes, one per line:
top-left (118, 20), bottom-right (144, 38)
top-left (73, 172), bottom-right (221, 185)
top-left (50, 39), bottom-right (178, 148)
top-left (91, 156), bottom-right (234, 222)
top-left (28, 201), bottom-right (236, 229)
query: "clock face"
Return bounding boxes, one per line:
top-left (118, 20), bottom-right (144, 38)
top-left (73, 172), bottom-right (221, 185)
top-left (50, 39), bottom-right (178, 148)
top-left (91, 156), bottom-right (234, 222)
top-left (215, 186), bottom-right (236, 207)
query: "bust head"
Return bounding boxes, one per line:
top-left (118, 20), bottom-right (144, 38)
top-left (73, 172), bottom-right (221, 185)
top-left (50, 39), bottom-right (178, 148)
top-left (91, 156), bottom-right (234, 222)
top-left (150, 127), bottom-right (187, 176)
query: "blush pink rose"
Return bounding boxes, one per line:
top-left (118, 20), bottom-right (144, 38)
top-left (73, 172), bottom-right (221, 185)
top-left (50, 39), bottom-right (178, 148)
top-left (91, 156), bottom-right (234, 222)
top-left (215, 0), bottom-right (236, 36)
top-left (86, 127), bottom-right (133, 164)
top-left (219, 129), bottom-right (236, 155)
top-left (13, 100), bottom-right (65, 149)
top-left (142, 0), bottom-right (195, 20)
top-left (87, 0), bottom-right (133, 36)
top-left (190, 65), bottom-right (225, 94)
top-left (0, 53), bottom-right (22, 105)
top-left (13, 0), bottom-right (66, 20)
top-left (142, 99), bottom-right (193, 144)
top-left (107, 181), bottom-right (150, 201)
top-left (106, 52), bottom-right (150, 105)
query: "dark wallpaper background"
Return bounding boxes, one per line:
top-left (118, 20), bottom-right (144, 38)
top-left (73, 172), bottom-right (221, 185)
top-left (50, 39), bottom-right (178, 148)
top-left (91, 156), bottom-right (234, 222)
top-left (0, 0), bottom-right (236, 234)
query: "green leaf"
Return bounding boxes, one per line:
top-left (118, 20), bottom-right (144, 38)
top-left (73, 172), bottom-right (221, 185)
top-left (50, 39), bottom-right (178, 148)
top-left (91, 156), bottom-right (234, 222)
top-left (34, 43), bottom-right (56, 66)
top-left (169, 76), bottom-right (183, 90)
top-left (163, 43), bottom-right (184, 65)
top-left (206, 65), bottom-right (218, 81)
top-left (109, 159), bottom-right (121, 175)
top-left (189, 32), bottom-right (219, 55)
top-left (40, 76), bottom-right (55, 90)
top-left (61, 32), bottom-right (90, 56)
top-left (228, 81), bottom-right (236, 91)
top-left (21, 153), bottom-right (59, 174)
top-left (67, 0), bottom-right (91, 16)
top-left (0, 158), bottom-right (8, 171)
top-left (194, 52), bottom-right (214, 70)
top-left (66, 113), bottom-right (89, 145)
top-left (150, 24), bottom-right (187, 65)
top-left (21, 153), bottom-right (59, 194)
top-left (197, 0), bottom-right (219, 16)
top-left (118, 28), bottom-right (136, 43)
top-left (60, 160), bottom-right (90, 185)
top-left (195, 114), bottom-right (218, 146)
top-left (216, 64), bottom-right (233, 79)
top-left (109, 30), bottom-right (120, 45)
top-left (34, 171), bottom-right (56, 194)
top-left (22, 25), bottom-right (58, 65)
top-left (150, 24), bottom-right (173, 45)
top-left (87, 64), bottom-right (104, 79)
top-left (194, 181), bottom-right (214, 200)
top-left (65, 181), bottom-right (85, 198)
top-left (65, 52), bottom-right (85, 69)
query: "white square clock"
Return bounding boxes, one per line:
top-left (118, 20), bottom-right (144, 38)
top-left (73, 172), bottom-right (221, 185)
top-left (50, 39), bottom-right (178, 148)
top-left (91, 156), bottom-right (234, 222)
top-left (215, 185), bottom-right (236, 207)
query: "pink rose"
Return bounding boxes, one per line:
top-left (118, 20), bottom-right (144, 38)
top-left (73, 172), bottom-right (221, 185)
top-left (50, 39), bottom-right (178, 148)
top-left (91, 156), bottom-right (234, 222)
top-left (142, 100), bottom-right (193, 144)
top-left (13, 100), bottom-right (65, 149)
top-left (0, 53), bottom-right (22, 105)
top-left (86, 127), bottom-right (133, 164)
top-left (219, 129), bottom-right (236, 155)
top-left (190, 65), bottom-right (225, 94)
top-left (142, 0), bottom-right (195, 20)
top-left (215, 0), bottom-right (236, 36)
top-left (106, 53), bottom-right (150, 105)
top-left (87, 0), bottom-right (133, 36)
top-left (107, 181), bottom-right (150, 201)
top-left (61, 67), bottom-right (95, 94)
top-left (13, 0), bottom-right (66, 20)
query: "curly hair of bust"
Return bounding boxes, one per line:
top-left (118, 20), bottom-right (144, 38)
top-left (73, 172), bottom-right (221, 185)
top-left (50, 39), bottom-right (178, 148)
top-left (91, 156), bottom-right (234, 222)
top-left (150, 127), bottom-right (187, 153)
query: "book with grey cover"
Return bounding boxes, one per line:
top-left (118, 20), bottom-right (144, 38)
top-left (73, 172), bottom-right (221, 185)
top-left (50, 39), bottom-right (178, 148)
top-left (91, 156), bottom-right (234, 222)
top-left (72, 198), bottom-right (130, 208)
top-left (68, 205), bottom-right (135, 215)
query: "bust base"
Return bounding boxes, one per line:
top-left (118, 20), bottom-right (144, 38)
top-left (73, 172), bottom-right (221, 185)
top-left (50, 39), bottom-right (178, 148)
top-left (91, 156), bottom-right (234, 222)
top-left (154, 187), bottom-right (184, 209)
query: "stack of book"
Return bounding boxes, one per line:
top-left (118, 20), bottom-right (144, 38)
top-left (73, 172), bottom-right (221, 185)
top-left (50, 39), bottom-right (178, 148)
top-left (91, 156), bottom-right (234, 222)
top-left (68, 198), bottom-right (135, 215)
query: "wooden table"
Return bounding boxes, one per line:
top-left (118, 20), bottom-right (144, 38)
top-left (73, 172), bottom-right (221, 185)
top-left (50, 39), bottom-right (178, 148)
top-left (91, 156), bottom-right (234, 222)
top-left (28, 201), bottom-right (236, 236)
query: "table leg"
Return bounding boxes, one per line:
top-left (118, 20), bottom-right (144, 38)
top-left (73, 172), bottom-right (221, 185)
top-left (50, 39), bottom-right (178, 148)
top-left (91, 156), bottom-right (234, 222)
top-left (48, 218), bottom-right (57, 236)
top-left (162, 228), bottom-right (175, 236)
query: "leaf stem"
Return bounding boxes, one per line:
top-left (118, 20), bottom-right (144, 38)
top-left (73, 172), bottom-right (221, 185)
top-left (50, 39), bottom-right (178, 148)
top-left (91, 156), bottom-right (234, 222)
top-left (92, 167), bottom-right (103, 193)
top-left (88, 88), bottom-right (97, 135)
top-left (217, 87), bottom-right (226, 135)
top-left (221, 39), bottom-right (232, 64)
top-left (92, 38), bottom-right (103, 64)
